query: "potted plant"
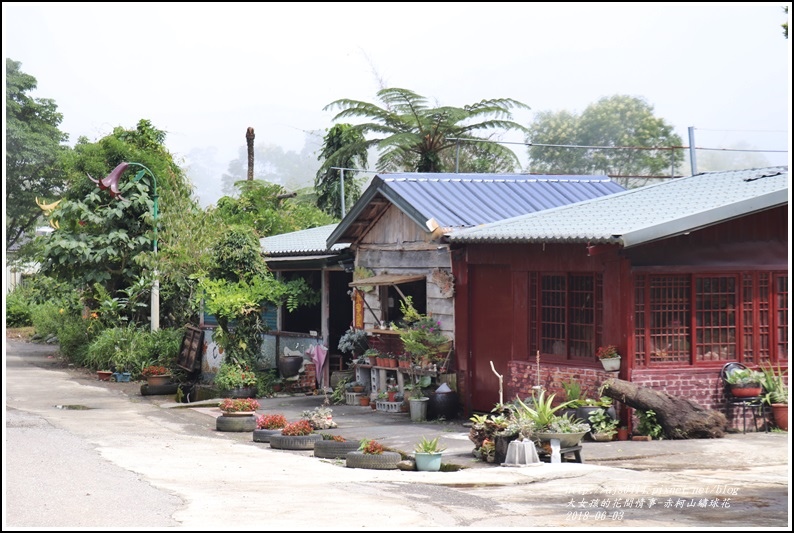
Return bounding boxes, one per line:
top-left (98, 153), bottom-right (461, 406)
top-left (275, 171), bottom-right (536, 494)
top-left (588, 408), bottom-right (620, 441)
top-left (512, 390), bottom-right (589, 450)
top-left (213, 362), bottom-right (258, 398)
top-left (338, 327), bottom-right (369, 358)
top-left (218, 397), bottom-right (260, 415)
top-left (596, 345), bottom-right (621, 372)
top-left (725, 368), bottom-right (764, 397)
top-left (760, 363), bottom-right (788, 431)
top-left (346, 438), bottom-right (401, 470)
top-left (301, 406), bottom-right (338, 430)
top-left (414, 435), bottom-right (447, 471)
top-left (141, 364), bottom-right (171, 387)
top-left (253, 413), bottom-right (287, 443)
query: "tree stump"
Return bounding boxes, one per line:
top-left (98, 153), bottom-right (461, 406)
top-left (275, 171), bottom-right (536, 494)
top-left (601, 378), bottom-right (727, 439)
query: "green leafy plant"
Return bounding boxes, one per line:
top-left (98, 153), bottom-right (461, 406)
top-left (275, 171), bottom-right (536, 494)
top-left (330, 377), bottom-right (349, 405)
top-left (414, 435), bottom-right (447, 454)
top-left (338, 327), bottom-right (369, 355)
top-left (588, 408), bottom-right (619, 436)
top-left (321, 433), bottom-right (347, 442)
top-left (759, 363), bottom-right (788, 405)
top-left (637, 409), bottom-right (664, 439)
top-left (560, 379), bottom-right (585, 408)
top-left (281, 419), bottom-right (314, 436)
top-left (213, 362), bottom-right (257, 390)
top-left (725, 368), bottom-right (764, 387)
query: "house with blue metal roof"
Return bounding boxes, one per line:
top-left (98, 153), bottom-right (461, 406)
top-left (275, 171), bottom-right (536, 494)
top-left (257, 173), bottom-right (624, 392)
top-left (321, 172), bottom-right (624, 397)
top-left (445, 166), bottom-right (788, 432)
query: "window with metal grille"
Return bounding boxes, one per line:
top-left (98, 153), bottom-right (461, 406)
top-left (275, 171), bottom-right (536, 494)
top-left (534, 273), bottom-right (602, 361)
top-left (634, 271), bottom-right (787, 366)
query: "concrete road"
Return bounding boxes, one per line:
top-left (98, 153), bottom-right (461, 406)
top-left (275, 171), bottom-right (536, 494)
top-left (3, 339), bottom-right (791, 529)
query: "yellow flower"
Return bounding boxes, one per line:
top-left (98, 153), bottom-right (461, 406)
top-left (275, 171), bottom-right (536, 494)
top-left (59, 308), bottom-right (64, 314)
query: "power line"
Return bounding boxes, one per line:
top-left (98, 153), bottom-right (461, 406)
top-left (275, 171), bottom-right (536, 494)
top-left (447, 137), bottom-right (787, 153)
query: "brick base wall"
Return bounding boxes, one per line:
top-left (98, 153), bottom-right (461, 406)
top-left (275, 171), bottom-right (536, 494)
top-left (506, 362), bottom-right (767, 432)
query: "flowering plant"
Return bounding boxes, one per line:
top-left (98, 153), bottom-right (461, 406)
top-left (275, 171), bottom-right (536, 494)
top-left (321, 433), bottom-right (346, 442)
top-left (358, 438), bottom-right (384, 455)
top-left (596, 345), bottom-right (620, 360)
top-left (219, 397), bottom-right (260, 413)
top-left (281, 419), bottom-right (314, 436)
top-left (141, 365), bottom-right (170, 377)
top-left (256, 413), bottom-right (287, 430)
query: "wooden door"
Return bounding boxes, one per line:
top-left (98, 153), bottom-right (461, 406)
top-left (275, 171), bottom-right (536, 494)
top-left (469, 264), bottom-right (513, 412)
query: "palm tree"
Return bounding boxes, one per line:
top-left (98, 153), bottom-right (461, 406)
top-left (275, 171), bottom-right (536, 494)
top-left (323, 88), bottom-right (530, 173)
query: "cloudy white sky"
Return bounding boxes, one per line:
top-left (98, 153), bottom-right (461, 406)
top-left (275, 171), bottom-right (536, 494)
top-left (3, 2), bottom-right (791, 206)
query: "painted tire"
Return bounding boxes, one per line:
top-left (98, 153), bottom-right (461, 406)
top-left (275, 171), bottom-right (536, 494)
top-left (313, 440), bottom-right (361, 459)
top-left (252, 428), bottom-right (282, 443)
top-left (345, 451), bottom-right (401, 470)
top-left (269, 433), bottom-right (322, 450)
top-left (216, 414), bottom-right (257, 432)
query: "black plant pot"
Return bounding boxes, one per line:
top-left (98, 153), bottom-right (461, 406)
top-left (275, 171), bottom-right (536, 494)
top-left (278, 355), bottom-right (304, 378)
top-left (427, 391), bottom-right (460, 420)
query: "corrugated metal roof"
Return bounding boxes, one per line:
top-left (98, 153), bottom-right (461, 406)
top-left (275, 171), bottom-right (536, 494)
top-left (448, 167), bottom-right (789, 247)
top-left (259, 224), bottom-right (349, 256)
top-left (327, 173), bottom-right (624, 245)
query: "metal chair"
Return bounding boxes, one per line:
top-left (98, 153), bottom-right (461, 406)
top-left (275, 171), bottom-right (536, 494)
top-left (720, 362), bottom-right (766, 433)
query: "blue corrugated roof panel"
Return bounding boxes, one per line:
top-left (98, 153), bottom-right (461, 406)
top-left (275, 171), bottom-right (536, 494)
top-left (382, 173), bottom-right (624, 229)
top-left (448, 167), bottom-right (789, 247)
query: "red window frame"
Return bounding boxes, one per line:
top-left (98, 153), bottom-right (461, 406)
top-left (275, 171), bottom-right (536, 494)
top-left (634, 271), bottom-right (788, 367)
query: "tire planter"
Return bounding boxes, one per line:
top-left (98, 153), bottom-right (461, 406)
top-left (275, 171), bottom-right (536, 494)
top-left (313, 439), bottom-right (361, 459)
top-left (216, 414), bottom-right (257, 432)
top-left (252, 428), bottom-right (283, 443)
top-left (269, 433), bottom-right (322, 450)
top-left (140, 383), bottom-right (180, 396)
top-left (345, 451), bottom-right (401, 470)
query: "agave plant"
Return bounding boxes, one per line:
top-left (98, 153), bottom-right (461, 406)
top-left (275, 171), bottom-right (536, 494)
top-left (513, 390), bottom-right (573, 431)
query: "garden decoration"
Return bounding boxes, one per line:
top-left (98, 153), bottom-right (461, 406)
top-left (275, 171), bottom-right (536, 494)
top-left (89, 162), bottom-right (160, 331)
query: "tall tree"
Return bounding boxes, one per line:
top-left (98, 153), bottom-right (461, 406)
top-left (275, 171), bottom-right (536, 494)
top-left (36, 119), bottom-right (211, 327)
top-left (323, 87), bottom-right (530, 173)
top-left (314, 123), bottom-right (369, 217)
top-left (526, 95), bottom-right (684, 188)
top-left (5, 58), bottom-right (70, 249)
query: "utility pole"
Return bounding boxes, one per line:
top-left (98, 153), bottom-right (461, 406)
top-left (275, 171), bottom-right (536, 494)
top-left (688, 126), bottom-right (697, 175)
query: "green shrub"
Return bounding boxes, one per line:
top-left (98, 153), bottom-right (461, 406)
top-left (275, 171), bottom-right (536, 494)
top-left (57, 313), bottom-right (99, 367)
top-left (5, 290), bottom-right (33, 327)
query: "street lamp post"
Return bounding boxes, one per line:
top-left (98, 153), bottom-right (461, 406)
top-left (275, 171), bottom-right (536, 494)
top-left (89, 162), bottom-right (159, 331)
